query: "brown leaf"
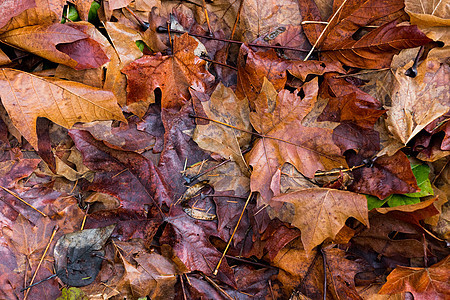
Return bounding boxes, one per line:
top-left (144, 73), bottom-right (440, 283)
top-left (0, 0), bottom-right (36, 29)
top-left (247, 78), bottom-right (346, 203)
top-left (0, 23), bottom-right (109, 69)
top-left (318, 74), bottom-right (386, 128)
top-left (379, 256), bottom-right (450, 299)
top-left (386, 58), bottom-right (450, 145)
top-left (272, 188), bottom-right (368, 253)
top-left (236, 45), bottom-right (289, 107)
top-left (122, 33), bottom-right (214, 117)
top-left (347, 151), bottom-right (419, 199)
top-left (299, 0), bottom-right (431, 68)
top-left (160, 206), bottom-right (236, 288)
top-left (288, 60), bottom-right (345, 81)
top-left (0, 69), bottom-right (126, 149)
top-left (193, 83), bottom-right (251, 174)
top-left (0, 0), bottom-right (65, 33)
top-left (239, 0), bottom-right (303, 42)
top-left (103, 22), bottom-right (143, 107)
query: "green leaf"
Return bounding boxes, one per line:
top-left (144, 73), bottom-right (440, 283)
top-left (88, 1), bottom-right (101, 22)
top-left (366, 163), bottom-right (433, 209)
top-left (404, 164), bottom-right (433, 198)
top-left (367, 195), bottom-right (388, 210)
top-left (386, 194), bottom-right (421, 207)
top-left (57, 287), bottom-right (88, 300)
top-left (62, 4), bottom-right (80, 24)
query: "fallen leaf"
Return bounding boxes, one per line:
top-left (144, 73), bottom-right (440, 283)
top-left (347, 151), bottom-right (419, 199)
top-left (103, 22), bottom-right (143, 107)
top-left (386, 58), bottom-right (450, 145)
top-left (0, 23), bottom-right (109, 70)
top-left (318, 74), bottom-right (386, 128)
top-left (379, 255), bottom-right (450, 299)
top-left (0, 68), bottom-right (126, 149)
top-left (54, 225), bottom-right (115, 286)
top-left (247, 77), bottom-right (346, 203)
top-left (0, 0), bottom-right (65, 33)
top-left (193, 83), bottom-right (251, 174)
top-left (122, 33), bottom-right (214, 117)
top-left (299, 0), bottom-right (431, 68)
top-left (160, 206), bottom-right (236, 288)
top-left (69, 129), bottom-right (172, 210)
top-left (272, 188), bottom-right (368, 253)
top-left (236, 45), bottom-right (289, 107)
top-left (0, 0), bottom-right (36, 29)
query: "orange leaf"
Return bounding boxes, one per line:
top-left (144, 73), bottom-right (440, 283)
top-left (379, 256), bottom-right (450, 299)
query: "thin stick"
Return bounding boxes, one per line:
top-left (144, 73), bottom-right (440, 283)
top-left (80, 203), bottom-right (90, 230)
top-left (423, 233), bottom-right (428, 268)
top-left (203, 275), bottom-right (234, 300)
top-left (124, 7), bottom-right (148, 30)
top-left (303, 0), bottom-right (349, 61)
top-left (213, 193), bottom-right (252, 275)
top-left (201, 57), bottom-right (238, 70)
top-left (23, 226), bottom-right (58, 300)
top-left (180, 275), bottom-right (188, 300)
top-left (157, 27), bottom-right (311, 52)
top-left (321, 247), bottom-right (327, 300)
top-left (225, 254), bottom-right (277, 269)
top-left (201, 0), bottom-right (213, 35)
top-left (0, 186), bottom-right (47, 217)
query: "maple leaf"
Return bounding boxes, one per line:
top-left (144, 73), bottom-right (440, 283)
top-left (0, 69), bottom-right (125, 149)
top-left (299, 0), bottom-right (432, 68)
top-left (247, 77), bottom-right (346, 203)
top-left (379, 255), bottom-right (450, 299)
top-left (122, 33), bottom-right (214, 117)
top-left (272, 188), bottom-right (368, 253)
top-left (0, 23), bottom-right (109, 70)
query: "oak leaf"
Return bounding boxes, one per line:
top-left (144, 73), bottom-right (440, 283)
top-left (0, 69), bottom-right (126, 149)
top-left (272, 188), bottom-right (368, 253)
top-left (122, 33), bottom-right (214, 117)
top-left (246, 77), bottom-right (346, 203)
top-left (379, 256), bottom-right (450, 299)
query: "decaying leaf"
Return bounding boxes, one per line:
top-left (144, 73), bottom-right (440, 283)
top-left (54, 225), bottom-right (115, 286)
top-left (0, 69), bottom-right (126, 149)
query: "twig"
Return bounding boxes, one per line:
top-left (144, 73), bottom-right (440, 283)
top-left (225, 254), bottom-right (278, 269)
top-left (184, 158), bottom-right (231, 184)
top-left (157, 27), bottom-right (311, 52)
top-left (23, 226), bottom-right (59, 300)
top-left (124, 7), bottom-right (149, 30)
top-left (203, 274), bottom-right (234, 300)
top-left (0, 186), bottom-right (47, 217)
top-left (213, 193), bottom-right (253, 275)
top-left (423, 233), bottom-right (428, 268)
top-left (201, 57), bottom-right (238, 70)
top-left (303, 0), bottom-right (349, 61)
top-left (201, 0), bottom-right (213, 35)
top-left (269, 279), bottom-right (275, 300)
top-left (321, 247), bottom-right (327, 300)
top-left (180, 275), bottom-right (188, 300)
top-left (80, 203), bottom-right (90, 230)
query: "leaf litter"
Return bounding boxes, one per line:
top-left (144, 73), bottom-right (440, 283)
top-left (0, 0), bottom-right (448, 299)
